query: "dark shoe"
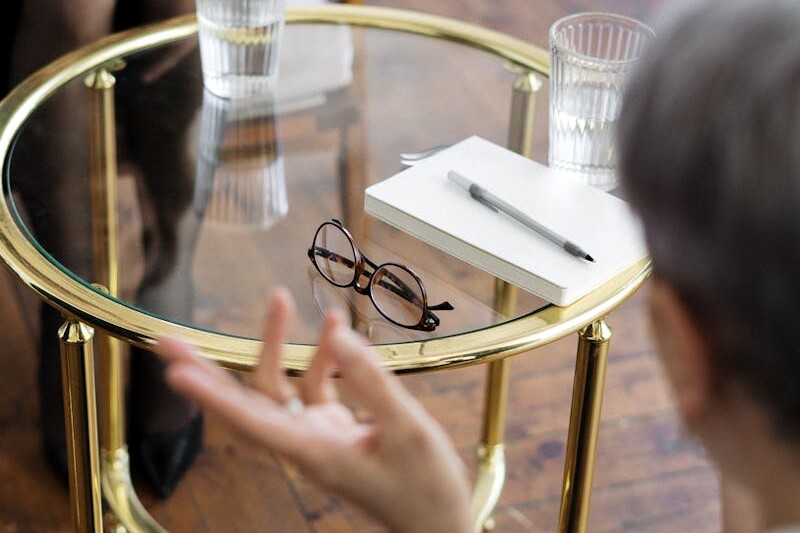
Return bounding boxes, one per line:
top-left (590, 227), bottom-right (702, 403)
top-left (39, 304), bottom-right (68, 486)
top-left (42, 432), bottom-right (68, 485)
top-left (129, 342), bottom-right (204, 498)
top-left (131, 413), bottom-right (203, 498)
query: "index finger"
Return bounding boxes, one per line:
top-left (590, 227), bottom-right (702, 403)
top-left (251, 287), bottom-right (297, 401)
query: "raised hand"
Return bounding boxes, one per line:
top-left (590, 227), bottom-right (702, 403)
top-left (156, 287), bottom-right (472, 533)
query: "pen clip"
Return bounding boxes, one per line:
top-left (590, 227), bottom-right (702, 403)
top-left (470, 189), bottom-right (498, 213)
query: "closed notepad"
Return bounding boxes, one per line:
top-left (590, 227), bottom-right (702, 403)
top-left (364, 136), bottom-right (648, 306)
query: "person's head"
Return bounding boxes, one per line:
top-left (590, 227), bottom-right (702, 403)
top-left (618, 0), bottom-right (800, 474)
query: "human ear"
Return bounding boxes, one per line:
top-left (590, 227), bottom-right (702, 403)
top-left (647, 280), bottom-right (713, 429)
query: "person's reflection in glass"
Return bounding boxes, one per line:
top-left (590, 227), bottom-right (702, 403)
top-left (3, 0), bottom-right (204, 497)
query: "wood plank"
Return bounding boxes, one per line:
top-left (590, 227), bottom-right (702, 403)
top-left (138, 411), bottom-right (311, 532)
top-left (489, 467), bottom-right (719, 533)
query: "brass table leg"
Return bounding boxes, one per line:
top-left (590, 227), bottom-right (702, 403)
top-left (59, 318), bottom-right (103, 533)
top-left (471, 357), bottom-right (510, 533)
top-left (86, 65), bottom-right (166, 532)
top-left (470, 69), bottom-right (542, 533)
top-left (86, 67), bottom-right (125, 455)
top-left (557, 320), bottom-right (612, 533)
top-left (506, 69), bottom-right (542, 159)
top-left (470, 280), bottom-right (518, 532)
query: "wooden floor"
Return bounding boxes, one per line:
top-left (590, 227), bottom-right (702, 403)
top-left (0, 0), bottom-right (725, 532)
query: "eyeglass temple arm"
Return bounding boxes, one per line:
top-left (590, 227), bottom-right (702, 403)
top-left (309, 246), bottom-right (357, 269)
top-left (423, 301), bottom-right (454, 329)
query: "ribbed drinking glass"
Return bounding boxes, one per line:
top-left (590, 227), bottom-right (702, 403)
top-left (196, 0), bottom-right (287, 99)
top-left (548, 13), bottom-right (653, 190)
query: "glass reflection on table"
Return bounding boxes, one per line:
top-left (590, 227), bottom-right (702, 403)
top-left (194, 90), bottom-right (288, 229)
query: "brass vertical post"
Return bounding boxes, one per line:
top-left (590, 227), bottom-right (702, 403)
top-left (480, 280), bottom-right (517, 447)
top-left (482, 69), bottom-right (542, 446)
top-left (59, 318), bottom-right (103, 533)
top-left (85, 67), bottom-right (124, 453)
top-left (557, 319), bottom-right (612, 533)
top-left (472, 69), bottom-right (543, 532)
top-left (507, 69), bottom-right (542, 159)
top-left (84, 63), bottom-right (172, 533)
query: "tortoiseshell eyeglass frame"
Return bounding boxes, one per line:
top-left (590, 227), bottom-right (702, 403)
top-left (307, 219), bottom-right (454, 331)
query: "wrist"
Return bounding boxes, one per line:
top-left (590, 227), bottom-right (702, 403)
top-left (391, 501), bottom-right (472, 533)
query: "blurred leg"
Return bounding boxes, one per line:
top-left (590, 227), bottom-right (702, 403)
top-left (11, 0), bottom-right (115, 482)
top-left (117, 39), bottom-right (204, 497)
top-left (141, 0), bottom-right (196, 20)
top-left (0, 0), bottom-right (23, 96)
top-left (12, 0), bottom-right (116, 86)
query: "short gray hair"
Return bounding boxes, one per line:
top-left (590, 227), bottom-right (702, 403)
top-left (619, 0), bottom-right (800, 436)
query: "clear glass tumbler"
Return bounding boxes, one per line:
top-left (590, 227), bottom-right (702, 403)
top-left (196, 0), bottom-right (287, 99)
top-left (548, 13), bottom-right (653, 190)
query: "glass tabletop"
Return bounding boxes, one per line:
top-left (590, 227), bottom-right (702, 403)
top-left (4, 15), bottom-right (557, 347)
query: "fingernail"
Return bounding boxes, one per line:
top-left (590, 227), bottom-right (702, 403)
top-left (268, 286), bottom-right (296, 319)
top-left (271, 285), bottom-right (292, 304)
top-left (330, 327), bottom-right (354, 360)
top-left (330, 327), bottom-right (369, 362)
top-left (326, 306), bottom-right (349, 327)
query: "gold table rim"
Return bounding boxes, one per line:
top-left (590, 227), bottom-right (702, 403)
top-left (0, 4), bottom-right (651, 372)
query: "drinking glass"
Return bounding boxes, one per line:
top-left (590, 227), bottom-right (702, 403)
top-left (196, 0), bottom-right (287, 99)
top-left (548, 13), bottom-right (654, 190)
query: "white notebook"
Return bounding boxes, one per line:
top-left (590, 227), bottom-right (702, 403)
top-left (364, 136), bottom-right (648, 306)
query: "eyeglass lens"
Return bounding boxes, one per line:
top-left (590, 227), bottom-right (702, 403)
top-left (312, 222), bottom-right (427, 328)
top-left (312, 222), bottom-right (358, 286)
top-left (372, 265), bottom-right (425, 327)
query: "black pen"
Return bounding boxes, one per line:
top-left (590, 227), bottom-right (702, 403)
top-left (447, 170), bottom-right (595, 262)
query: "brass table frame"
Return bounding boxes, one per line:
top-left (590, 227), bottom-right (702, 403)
top-left (0, 5), bottom-right (650, 533)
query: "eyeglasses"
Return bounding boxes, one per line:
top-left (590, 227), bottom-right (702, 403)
top-left (307, 219), bottom-right (454, 331)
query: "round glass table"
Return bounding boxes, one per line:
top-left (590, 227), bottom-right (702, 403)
top-left (0, 5), bottom-right (649, 533)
